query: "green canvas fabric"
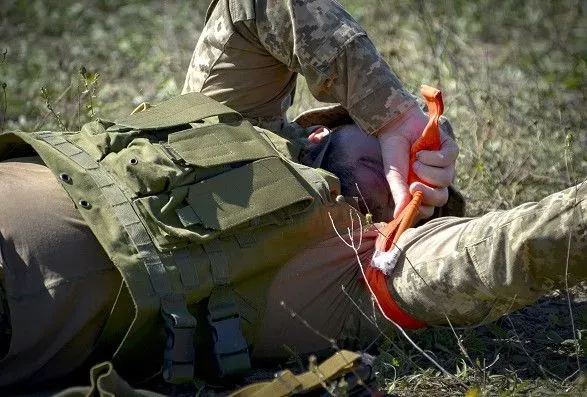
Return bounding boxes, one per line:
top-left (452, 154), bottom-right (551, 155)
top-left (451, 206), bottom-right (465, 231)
top-left (53, 362), bottom-right (166, 397)
top-left (0, 92), bottom-right (358, 382)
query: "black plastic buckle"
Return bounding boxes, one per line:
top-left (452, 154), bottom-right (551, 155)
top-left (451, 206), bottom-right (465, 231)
top-left (162, 308), bottom-right (197, 383)
top-left (210, 315), bottom-right (251, 377)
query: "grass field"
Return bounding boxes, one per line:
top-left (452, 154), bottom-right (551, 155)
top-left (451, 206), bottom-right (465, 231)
top-left (1, 0), bottom-right (586, 395)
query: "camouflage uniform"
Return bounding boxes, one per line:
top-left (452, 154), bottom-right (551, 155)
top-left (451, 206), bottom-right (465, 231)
top-left (255, 182), bottom-right (587, 358)
top-left (183, 0), bottom-right (418, 136)
top-left (0, 0), bottom-right (585, 389)
top-left (184, 0), bottom-right (587, 354)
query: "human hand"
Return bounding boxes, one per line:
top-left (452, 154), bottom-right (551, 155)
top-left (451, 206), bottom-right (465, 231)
top-left (378, 106), bottom-right (458, 220)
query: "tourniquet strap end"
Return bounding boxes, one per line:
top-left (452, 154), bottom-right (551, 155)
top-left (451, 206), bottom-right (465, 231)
top-left (161, 300), bottom-right (198, 384)
top-left (208, 286), bottom-right (251, 377)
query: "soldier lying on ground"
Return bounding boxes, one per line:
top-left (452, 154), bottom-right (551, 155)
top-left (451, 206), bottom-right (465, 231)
top-left (0, 0), bottom-right (585, 393)
top-left (0, 114), bottom-right (585, 391)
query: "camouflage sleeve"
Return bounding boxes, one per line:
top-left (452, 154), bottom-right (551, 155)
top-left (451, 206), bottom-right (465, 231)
top-left (254, 0), bottom-right (419, 134)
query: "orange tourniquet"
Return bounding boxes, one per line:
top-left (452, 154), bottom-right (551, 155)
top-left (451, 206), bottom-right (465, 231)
top-left (365, 85), bottom-right (444, 329)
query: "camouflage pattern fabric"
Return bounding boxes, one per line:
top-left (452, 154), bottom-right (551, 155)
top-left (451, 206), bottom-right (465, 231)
top-left (254, 180), bottom-right (586, 357)
top-left (183, 0), bottom-right (585, 331)
top-left (391, 180), bottom-right (587, 325)
top-left (183, 0), bottom-right (419, 136)
top-left (0, 0), bottom-right (584, 391)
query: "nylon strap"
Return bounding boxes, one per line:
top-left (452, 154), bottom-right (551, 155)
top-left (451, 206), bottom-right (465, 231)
top-left (173, 249), bottom-right (199, 290)
top-left (228, 350), bottom-right (361, 397)
top-left (207, 285), bottom-right (251, 377)
top-left (114, 92), bottom-right (239, 131)
top-left (34, 131), bottom-right (198, 383)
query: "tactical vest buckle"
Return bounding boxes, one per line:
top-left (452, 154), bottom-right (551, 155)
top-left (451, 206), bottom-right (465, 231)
top-left (210, 314), bottom-right (251, 377)
top-left (161, 304), bottom-right (197, 384)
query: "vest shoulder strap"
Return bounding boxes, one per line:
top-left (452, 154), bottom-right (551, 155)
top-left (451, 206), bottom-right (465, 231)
top-left (114, 92), bottom-right (239, 131)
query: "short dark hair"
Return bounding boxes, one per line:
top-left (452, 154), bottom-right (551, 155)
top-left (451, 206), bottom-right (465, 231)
top-left (301, 128), bottom-right (387, 219)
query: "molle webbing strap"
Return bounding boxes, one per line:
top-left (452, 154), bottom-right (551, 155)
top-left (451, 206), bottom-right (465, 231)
top-left (172, 249), bottom-right (199, 290)
top-left (114, 92), bottom-right (239, 131)
top-left (204, 241), bottom-right (251, 377)
top-left (204, 240), bottom-right (230, 285)
top-left (32, 131), bottom-right (198, 384)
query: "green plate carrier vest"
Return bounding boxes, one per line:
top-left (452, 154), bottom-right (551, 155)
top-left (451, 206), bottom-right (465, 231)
top-left (0, 93), bottom-right (360, 383)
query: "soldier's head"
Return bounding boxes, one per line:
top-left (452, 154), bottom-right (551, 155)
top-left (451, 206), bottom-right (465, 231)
top-left (300, 124), bottom-right (394, 221)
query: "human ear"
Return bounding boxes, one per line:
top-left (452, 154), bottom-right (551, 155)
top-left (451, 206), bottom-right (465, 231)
top-left (299, 127), bottom-right (332, 167)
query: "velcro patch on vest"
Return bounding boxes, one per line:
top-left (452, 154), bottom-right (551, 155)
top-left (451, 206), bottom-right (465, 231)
top-left (184, 157), bottom-right (314, 231)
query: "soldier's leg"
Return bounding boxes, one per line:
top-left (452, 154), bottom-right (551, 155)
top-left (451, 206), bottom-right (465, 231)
top-left (0, 157), bottom-right (119, 387)
top-left (391, 180), bottom-right (587, 326)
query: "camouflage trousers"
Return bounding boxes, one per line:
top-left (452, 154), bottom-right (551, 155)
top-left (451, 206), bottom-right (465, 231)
top-left (255, 180), bottom-right (587, 357)
top-left (391, 179), bottom-right (587, 327)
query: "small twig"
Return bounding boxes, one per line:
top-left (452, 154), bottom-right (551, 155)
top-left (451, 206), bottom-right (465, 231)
top-left (80, 66), bottom-right (100, 119)
top-left (1, 49), bottom-right (7, 133)
top-left (505, 315), bottom-right (562, 381)
top-left (33, 83), bottom-right (72, 130)
top-left (444, 315), bottom-right (476, 370)
top-left (0, 81), bottom-right (6, 134)
top-left (560, 125), bottom-right (582, 382)
top-left (280, 300), bottom-right (377, 396)
top-left (328, 212), bottom-right (354, 249)
top-left (39, 86), bottom-right (67, 130)
top-left (341, 284), bottom-right (416, 369)
top-left (563, 139), bottom-right (582, 379)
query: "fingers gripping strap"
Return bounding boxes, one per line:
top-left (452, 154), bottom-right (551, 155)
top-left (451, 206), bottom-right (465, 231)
top-left (367, 85), bottom-right (444, 329)
top-left (408, 85), bottom-right (443, 186)
top-left (33, 131), bottom-right (198, 383)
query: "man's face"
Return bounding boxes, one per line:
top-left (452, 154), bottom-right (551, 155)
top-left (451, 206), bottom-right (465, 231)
top-left (301, 124), bottom-right (394, 221)
top-left (332, 124), bottom-right (394, 221)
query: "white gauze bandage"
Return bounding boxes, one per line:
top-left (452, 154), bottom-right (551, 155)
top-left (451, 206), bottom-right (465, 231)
top-left (370, 246), bottom-right (402, 276)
